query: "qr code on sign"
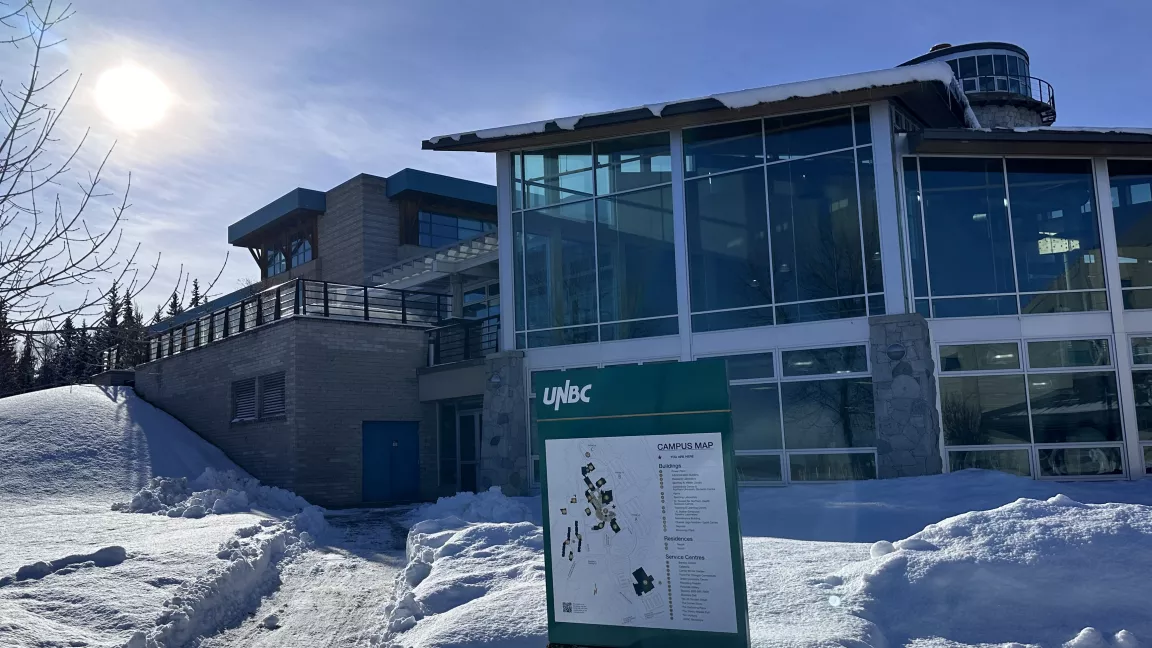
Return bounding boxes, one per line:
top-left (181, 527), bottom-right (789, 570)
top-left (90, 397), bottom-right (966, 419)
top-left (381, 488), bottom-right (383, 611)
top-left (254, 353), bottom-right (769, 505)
top-left (562, 602), bottom-right (572, 613)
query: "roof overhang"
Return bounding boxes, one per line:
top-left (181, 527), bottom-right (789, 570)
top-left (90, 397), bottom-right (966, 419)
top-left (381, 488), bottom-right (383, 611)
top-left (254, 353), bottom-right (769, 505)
top-left (228, 188), bottom-right (326, 247)
top-left (384, 168), bottom-right (496, 208)
top-left (424, 62), bottom-right (974, 153)
top-left (910, 127), bottom-right (1152, 157)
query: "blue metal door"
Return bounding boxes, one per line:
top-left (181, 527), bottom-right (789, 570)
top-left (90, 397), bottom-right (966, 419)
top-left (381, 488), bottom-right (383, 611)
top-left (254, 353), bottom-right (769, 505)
top-left (362, 421), bottom-right (420, 503)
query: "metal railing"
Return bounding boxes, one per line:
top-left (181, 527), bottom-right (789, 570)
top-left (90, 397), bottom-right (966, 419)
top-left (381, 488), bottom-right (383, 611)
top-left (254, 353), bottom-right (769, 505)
top-left (962, 75), bottom-right (1056, 122)
top-left (131, 278), bottom-right (450, 365)
top-left (427, 315), bottom-right (500, 366)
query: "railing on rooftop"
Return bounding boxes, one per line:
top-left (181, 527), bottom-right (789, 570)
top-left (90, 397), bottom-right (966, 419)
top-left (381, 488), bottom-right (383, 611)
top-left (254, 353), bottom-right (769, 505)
top-left (104, 279), bottom-right (450, 368)
top-left (962, 75), bottom-right (1056, 124)
top-left (427, 315), bottom-right (500, 366)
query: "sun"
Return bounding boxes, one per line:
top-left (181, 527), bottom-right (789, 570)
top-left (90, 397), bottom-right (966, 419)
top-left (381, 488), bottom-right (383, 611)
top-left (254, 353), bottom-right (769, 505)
top-left (94, 64), bottom-right (172, 131)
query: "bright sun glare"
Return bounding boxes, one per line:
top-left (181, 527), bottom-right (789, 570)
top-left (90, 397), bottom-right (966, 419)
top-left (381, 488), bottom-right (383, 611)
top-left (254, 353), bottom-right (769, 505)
top-left (94, 64), bottom-right (172, 130)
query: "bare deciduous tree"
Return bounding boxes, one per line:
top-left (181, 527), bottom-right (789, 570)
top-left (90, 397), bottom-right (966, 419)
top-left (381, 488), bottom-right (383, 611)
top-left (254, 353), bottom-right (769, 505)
top-left (0, 0), bottom-right (160, 336)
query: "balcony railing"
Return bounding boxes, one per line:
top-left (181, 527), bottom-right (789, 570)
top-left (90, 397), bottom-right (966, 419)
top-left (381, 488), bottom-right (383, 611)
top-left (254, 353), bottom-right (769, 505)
top-left (427, 315), bottom-right (500, 366)
top-left (961, 75), bottom-right (1056, 124)
top-left (105, 279), bottom-right (450, 368)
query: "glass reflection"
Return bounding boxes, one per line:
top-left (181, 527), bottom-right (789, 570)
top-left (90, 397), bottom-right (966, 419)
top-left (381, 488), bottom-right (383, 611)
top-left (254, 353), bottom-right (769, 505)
top-left (1006, 158), bottom-right (1103, 293)
top-left (596, 187), bottom-right (677, 322)
top-left (768, 150), bottom-right (864, 303)
top-left (1027, 372), bottom-right (1122, 443)
top-left (781, 378), bottom-right (875, 448)
top-left (939, 375), bottom-right (1031, 445)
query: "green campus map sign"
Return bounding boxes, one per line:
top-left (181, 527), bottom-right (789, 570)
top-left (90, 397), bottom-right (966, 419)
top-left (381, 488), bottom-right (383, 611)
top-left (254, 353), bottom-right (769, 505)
top-left (535, 360), bottom-right (750, 648)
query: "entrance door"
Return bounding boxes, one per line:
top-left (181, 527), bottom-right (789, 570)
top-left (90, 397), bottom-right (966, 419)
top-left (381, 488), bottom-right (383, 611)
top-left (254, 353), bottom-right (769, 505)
top-left (362, 421), bottom-right (420, 503)
top-left (457, 410), bottom-right (482, 492)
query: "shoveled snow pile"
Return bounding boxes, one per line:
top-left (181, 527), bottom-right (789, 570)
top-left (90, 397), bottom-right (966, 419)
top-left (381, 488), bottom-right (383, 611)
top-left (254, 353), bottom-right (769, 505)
top-left (831, 494), bottom-right (1152, 647)
top-left (402, 486), bottom-right (540, 526)
top-left (0, 385), bottom-right (239, 503)
top-left (123, 508), bottom-right (326, 648)
top-left (113, 467), bottom-right (316, 518)
top-left (375, 516), bottom-right (546, 648)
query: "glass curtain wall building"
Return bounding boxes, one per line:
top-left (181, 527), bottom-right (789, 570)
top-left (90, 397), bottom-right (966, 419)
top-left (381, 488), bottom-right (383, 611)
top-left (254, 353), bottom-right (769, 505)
top-left (426, 50), bottom-right (1152, 488)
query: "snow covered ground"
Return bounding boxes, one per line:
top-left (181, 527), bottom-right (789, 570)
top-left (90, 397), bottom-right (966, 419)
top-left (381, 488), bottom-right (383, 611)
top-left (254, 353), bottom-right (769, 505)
top-left (380, 475), bottom-right (1152, 648)
top-left (0, 386), bottom-right (326, 647)
top-left (5, 386), bottom-right (1152, 648)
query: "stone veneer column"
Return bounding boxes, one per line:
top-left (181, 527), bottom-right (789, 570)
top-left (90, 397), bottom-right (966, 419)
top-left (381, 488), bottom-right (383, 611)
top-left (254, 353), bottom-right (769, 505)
top-left (479, 350), bottom-right (529, 495)
top-left (869, 313), bottom-right (944, 478)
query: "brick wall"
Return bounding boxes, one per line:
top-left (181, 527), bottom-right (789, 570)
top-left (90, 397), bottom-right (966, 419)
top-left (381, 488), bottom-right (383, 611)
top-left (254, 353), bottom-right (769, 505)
top-left (134, 316), bottom-right (428, 507)
top-left (134, 322), bottom-right (299, 489)
top-left (291, 317), bottom-right (426, 506)
top-left (315, 174), bottom-right (403, 285)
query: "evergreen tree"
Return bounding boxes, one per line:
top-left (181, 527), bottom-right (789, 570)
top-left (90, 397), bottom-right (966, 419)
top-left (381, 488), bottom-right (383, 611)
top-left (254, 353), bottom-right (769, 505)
top-left (74, 321), bottom-right (96, 380)
top-left (120, 301), bottom-right (147, 367)
top-left (166, 290), bottom-right (183, 319)
top-left (100, 281), bottom-right (122, 353)
top-left (0, 301), bottom-right (18, 396)
top-left (36, 337), bottom-right (59, 388)
top-left (15, 335), bottom-right (35, 391)
top-left (59, 318), bottom-right (78, 383)
top-left (189, 279), bottom-right (202, 308)
top-left (152, 304), bottom-right (164, 325)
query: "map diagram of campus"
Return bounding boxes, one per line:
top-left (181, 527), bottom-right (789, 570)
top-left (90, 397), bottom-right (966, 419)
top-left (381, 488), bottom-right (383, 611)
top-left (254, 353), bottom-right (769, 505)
top-left (546, 436), bottom-right (669, 628)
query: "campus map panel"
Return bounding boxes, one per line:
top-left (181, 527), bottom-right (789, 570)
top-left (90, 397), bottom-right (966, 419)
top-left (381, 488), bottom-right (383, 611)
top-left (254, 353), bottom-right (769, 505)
top-left (545, 432), bottom-right (738, 633)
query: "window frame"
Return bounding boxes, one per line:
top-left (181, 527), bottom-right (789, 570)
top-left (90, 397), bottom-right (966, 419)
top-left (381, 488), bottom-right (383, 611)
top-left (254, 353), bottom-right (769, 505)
top-left (934, 336), bottom-right (1127, 480)
top-left (900, 154), bottom-right (1111, 319)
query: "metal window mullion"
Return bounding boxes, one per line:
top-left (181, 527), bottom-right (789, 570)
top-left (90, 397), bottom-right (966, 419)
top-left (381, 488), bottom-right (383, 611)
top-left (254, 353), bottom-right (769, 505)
top-left (761, 118), bottom-right (778, 325)
top-left (670, 128), bottom-right (692, 361)
top-left (1093, 157), bottom-right (1142, 478)
top-left (916, 158), bottom-right (933, 310)
top-left (1000, 157), bottom-right (1024, 308)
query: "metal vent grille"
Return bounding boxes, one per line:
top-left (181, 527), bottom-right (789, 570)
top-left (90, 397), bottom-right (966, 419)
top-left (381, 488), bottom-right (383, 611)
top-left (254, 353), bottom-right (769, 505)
top-left (259, 372), bottom-right (286, 418)
top-left (232, 378), bottom-right (257, 421)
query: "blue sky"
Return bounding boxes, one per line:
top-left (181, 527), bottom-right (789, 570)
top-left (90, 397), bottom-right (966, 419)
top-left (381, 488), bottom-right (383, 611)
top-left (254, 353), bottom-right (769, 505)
top-left (14, 0), bottom-right (1152, 314)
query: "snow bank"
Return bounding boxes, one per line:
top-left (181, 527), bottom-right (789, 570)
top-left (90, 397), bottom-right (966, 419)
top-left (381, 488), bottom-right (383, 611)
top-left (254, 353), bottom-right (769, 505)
top-left (112, 467), bottom-right (315, 518)
top-left (377, 489), bottom-right (546, 647)
top-left (1, 545), bottom-right (127, 585)
top-left (124, 509), bottom-right (323, 648)
top-left (831, 495), bottom-right (1152, 647)
top-left (0, 386), bottom-right (239, 503)
top-left (375, 517), bottom-right (546, 648)
top-left (402, 487), bottom-right (540, 526)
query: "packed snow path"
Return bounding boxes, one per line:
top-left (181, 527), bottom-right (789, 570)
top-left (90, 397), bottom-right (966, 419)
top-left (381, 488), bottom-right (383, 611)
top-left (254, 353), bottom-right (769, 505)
top-left (201, 509), bottom-right (407, 647)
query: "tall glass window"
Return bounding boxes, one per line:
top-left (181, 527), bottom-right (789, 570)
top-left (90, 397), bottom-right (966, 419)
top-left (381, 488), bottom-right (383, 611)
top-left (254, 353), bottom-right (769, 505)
top-left (1108, 160), bottom-right (1152, 310)
top-left (685, 107), bottom-right (882, 333)
top-left (290, 238), bottom-right (312, 268)
top-left (904, 156), bottom-right (1108, 318)
top-left (937, 339), bottom-right (1125, 478)
top-left (1129, 337), bottom-right (1152, 474)
top-left (723, 344), bottom-right (876, 484)
top-left (512, 135), bottom-right (678, 348)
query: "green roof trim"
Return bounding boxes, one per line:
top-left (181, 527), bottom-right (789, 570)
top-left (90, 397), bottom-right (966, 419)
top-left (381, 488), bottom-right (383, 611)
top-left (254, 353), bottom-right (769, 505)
top-left (227, 188), bottom-right (326, 246)
top-left (385, 168), bottom-right (495, 206)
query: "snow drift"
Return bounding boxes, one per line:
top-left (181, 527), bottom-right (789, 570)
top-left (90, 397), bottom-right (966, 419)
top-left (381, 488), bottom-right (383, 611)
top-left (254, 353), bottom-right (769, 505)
top-left (833, 494), bottom-right (1152, 647)
top-left (0, 385), bottom-right (328, 647)
top-left (402, 486), bottom-right (541, 526)
top-left (378, 489), bottom-right (546, 648)
top-left (113, 467), bottom-right (316, 518)
top-left (0, 386), bottom-right (238, 503)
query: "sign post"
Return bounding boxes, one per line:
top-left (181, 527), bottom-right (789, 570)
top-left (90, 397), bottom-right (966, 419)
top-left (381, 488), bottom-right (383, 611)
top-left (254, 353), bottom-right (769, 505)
top-left (536, 360), bottom-right (750, 648)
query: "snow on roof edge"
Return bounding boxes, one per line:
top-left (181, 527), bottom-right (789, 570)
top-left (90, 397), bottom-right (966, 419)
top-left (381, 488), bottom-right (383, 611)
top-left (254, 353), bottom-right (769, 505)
top-left (1003, 126), bottom-right (1152, 136)
top-left (428, 61), bottom-right (977, 146)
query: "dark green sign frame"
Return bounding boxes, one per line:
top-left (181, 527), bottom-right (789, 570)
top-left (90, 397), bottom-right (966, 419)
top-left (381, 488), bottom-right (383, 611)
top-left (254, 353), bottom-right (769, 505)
top-left (535, 360), bottom-right (750, 648)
